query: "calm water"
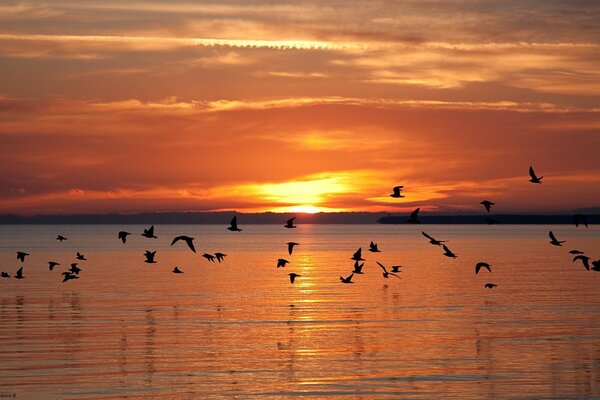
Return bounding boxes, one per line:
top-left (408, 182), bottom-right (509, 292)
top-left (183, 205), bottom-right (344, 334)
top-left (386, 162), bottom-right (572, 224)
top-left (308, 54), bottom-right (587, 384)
top-left (0, 224), bottom-right (599, 399)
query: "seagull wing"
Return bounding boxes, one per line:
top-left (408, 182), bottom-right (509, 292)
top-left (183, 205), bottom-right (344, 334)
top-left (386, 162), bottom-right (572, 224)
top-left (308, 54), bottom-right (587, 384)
top-left (376, 261), bottom-right (388, 273)
top-left (422, 231), bottom-right (435, 241)
top-left (529, 166), bottom-right (537, 180)
top-left (549, 231), bottom-right (558, 242)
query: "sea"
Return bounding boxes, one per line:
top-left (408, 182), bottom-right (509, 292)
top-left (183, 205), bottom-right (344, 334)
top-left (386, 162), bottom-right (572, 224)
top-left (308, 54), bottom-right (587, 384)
top-left (0, 224), bottom-right (598, 399)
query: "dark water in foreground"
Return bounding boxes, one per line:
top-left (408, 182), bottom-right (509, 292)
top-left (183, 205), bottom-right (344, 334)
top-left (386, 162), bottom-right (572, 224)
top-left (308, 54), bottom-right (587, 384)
top-left (0, 224), bottom-right (599, 399)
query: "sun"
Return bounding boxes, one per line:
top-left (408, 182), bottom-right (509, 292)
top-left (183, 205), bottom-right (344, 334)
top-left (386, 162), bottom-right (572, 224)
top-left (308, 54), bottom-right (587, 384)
top-left (286, 205), bottom-right (323, 214)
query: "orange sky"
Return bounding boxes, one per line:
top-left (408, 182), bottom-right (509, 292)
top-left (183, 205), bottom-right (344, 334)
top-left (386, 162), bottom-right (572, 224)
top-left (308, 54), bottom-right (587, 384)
top-left (0, 1), bottom-right (599, 215)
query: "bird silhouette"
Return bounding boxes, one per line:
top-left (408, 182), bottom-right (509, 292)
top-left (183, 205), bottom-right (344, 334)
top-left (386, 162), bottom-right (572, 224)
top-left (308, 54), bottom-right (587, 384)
top-left (48, 261), bottom-right (60, 271)
top-left (480, 200), bottom-right (494, 213)
top-left (352, 260), bottom-right (365, 274)
top-left (529, 166), bottom-right (543, 184)
top-left (376, 262), bottom-right (401, 279)
top-left (484, 283), bottom-right (497, 289)
top-left (284, 217), bottom-right (297, 228)
top-left (171, 235), bottom-right (196, 253)
top-left (16, 251), bottom-right (29, 262)
top-left (62, 272), bottom-right (79, 282)
top-left (142, 225), bottom-right (158, 238)
top-left (288, 273), bottom-right (301, 284)
top-left (287, 242), bottom-right (299, 255)
top-left (203, 253), bottom-right (216, 262)
top-left (69, 263), bottom-right (81, 275)
top-left (390, 186), bottom-right (405, 198)
top-left (408, 208), bottom-right (420, 224)
top-left (548, 231), bottom-right (565, 246)
top-left (475, 262), bottom-right (492, 274)
top-left (0, 272), bottom-right (9, 278)
top-left (442, 244), bottom-right (457, 258)
top-left (351, 247), bottom-right (365, 261)
top-left (573, 214), bottom-right (589, 228)
top-left (422, 231), bottom-right (447, 246)
top-left (76, 252), bottom-right (87, 261)
top-left (369, 241), bottom-right (381, 252)
top-left (573, 255), bottom-right (590, 271)
top-left (215, 253), bottom-right (227, 263)
top-left (227, 216), bottom-right (242, 232)
top-left (144, 251), bottom-right (157, 263)
top-left (56, 235), bottom-right (67, 242)
top-left (340, 273), bottom-right (354, 284)
top-left (391, 265), bottom-right (402, 273)
top-left (118, 231), bottom-right (131, 243)
top-left (172, 266), bottom-right (183, 274)
top-left (569, 250), bottom-right (584, 255)
top-left (15, 267), bottom-right (24, 279)
top-left (277, 258), bottom-right (290, 268)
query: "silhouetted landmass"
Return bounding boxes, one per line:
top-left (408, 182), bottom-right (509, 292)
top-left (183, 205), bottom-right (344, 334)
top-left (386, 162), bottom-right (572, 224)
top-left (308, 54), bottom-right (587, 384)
top-left (0, 211), bottom-right (596, 225)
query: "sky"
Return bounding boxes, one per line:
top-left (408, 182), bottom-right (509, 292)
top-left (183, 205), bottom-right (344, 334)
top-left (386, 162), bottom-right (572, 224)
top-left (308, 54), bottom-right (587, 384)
top-left (0, 0), bottom-right (599, 215)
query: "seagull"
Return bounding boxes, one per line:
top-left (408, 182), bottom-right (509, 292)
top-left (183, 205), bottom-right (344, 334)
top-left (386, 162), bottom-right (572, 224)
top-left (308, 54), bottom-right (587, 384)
top-left (475, 262), bottom-right (492, 274)
top-left (408, 208), bottom-right (420, 224)
top-left (76, 252), bottom-right (87, 261)
top-left (284, 217), bottom-right (297, 228)
top-left (422, 231), bottom-right (447, 246)
top-left (172, 266), bottom-right (183, 274)
top-left (142, 225), bottom-right (158, 238)
top-left (144, 251), bottom-right (157, 263)
top-left (215, 252), bottom-right (227, 263)
top-left (351, 247), bottom-right (365, 261)
top-left (569, 250), bottom-right (584, 255)
top-left (227, 216), bottom-right (242, 232)
top-left (277, 258), bottom-right (290, 268)
top-left (352, 260), bottom-right (365, 274)
top-left (377, 262), bottom-right (401, 279)
top-left (16, 251), bottom-right (29, 262)
top-left (480, 200), bottom-right (494, 213)
top-left (529, 166), bottom-right (543, 184)
top-left (56, 235), bottom-right (67, 242)
top-left (287, 242), bottom-right (299, 255)
top-left (48, 261), bottom-right (60, 271)
top-left (548, 231), bottom-right (565, 246)
top-left (442, 244), bottom-right (457, 258)
top-left (573, 214), bottom-right (588, 228)
top-left (62, 272), bottom-right (79, 282)
top-left (202, 253), bottom-right (215, 262)
top-left (592, 260), bottom-right (600, 272)
top-left (340, 273), bottom-right (354, 284)
top-left (288, 273), bottom-right (301, 284)
top-left (70, 263), bottom-right (81, 275)
top-left (0, 272), bottom-right (9, 278)
top-left (15, 267), bottom-right (24, 279)
top-left (391, 265), bottom-right (402, 273)
top-left (573, 255), bottom-right (590, 271)
top-left (484, 283), bottom-right (497, 289)
top-left (171, 235), bottom-right (196, 253)
top-left (390, 186), bottom-right (405, 198)
top-left (369, 241), bottom-right (381, 252)
top-left (118, 231), bottom-right (131, 243)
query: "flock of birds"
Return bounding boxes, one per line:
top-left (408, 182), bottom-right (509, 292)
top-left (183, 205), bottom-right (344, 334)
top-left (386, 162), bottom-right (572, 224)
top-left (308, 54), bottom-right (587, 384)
top-left (1, 166), bottom-right (598, 287)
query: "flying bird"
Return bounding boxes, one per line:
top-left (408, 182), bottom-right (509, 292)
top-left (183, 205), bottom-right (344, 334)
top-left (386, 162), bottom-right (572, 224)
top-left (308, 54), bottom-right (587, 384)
top-left (480, 200), bottom-right (495, 213)
top-left (390, 186), bottom-right (405, 198)
top-left (573, 255), bottom-right (591, 271)
top-left (422, 231), bottom-right (447, 246)
top-left (442, 244), bottom-right (457, 258)
top-left (369, 241), bottom-right (381, 252)
top-left (227, 216), bottom-right (242, 232)
top-left (172, 266), bottom-right (183, 274)
top-left (142, 225), bottom-right (158, 238)
top-left (484, 283), bottom-right (497, 289)
top-left (288, 273), bottom-right (301, 284)
top-left (277, 258), bottom-right (290, 268)
top-left (16, 251), bottom-right (29, 262)
top-left (76, 252), bottom-right (87, 261)
top-left (118, 231), bottom-right (131, 243)
top-left (548, 231), bottom-right (565, 246)
top-left (48, 261), bottom-right (60, 271)
top-left (376, 262), bottom-right (401, 279)
top-left (475, 262), bottom-right (492, 274)
top-left (0, 272), bottom-right (9, 278)
top-left (56, 235), bottom-right (67, 242)
top-left (215, 252), bottom-right (227, 263)
top-left (15, 267), bottom-right (25, 279)
top-left (171, 235), bottom-right (196, 253)
top-left (569, 250), bottom-right (584, 255)
top-left (284, 217), bottom-right (297, 229)
top-left (287, 242), bottom-right (299, 255)
top-left (69, 263), bottom-right (81, 275)
top-left (408, 208), bottom-right (420, 224)
top-left (202, 253), bottom-right (216, 262)
top-left (391, 265), bottom-right (402, 273)
top-left (529, 166), bottom-right (543, 184)
top-left (573, 214), bottom-right (589, 228)
top-left (340, 273), bottom-right (354, 284)
top-left (351, 247), bottom-right (365, 261)
top-left (62, 272), bottom-right (79, 282)
top-left (352, 260), bottom-right (365, 274)
top-left (144, 251), bottom-right (157, 263)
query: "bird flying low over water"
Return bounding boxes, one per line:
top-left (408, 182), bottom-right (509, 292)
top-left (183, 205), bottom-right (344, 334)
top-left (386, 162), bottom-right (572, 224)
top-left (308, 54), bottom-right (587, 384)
top-left (284, 217), bottom-right (297, 228)
top-left (390, 186), bottom-right (405, 198)
top-left (76, 252), bottom-right (87, 261)
top-left (171, 235), bottom-right (196, 253)
top-left (202, 253), bottom-right (215, 262)
top-left (15, 267), bottom-right (25, 279)
top-left (56, 235), bottom-right (67, 242)
top-left (408, 208), bottom-right (420, 224)
top-left (391, 265), bottom-right (402, 273)
top-left (352, 260), bottom-right (365, 274)
top-left (215, 253), bottom-right (227, 263)
top-left (0, 272), bottom-right (9, 278)
top-left (118, 231), bottom-right (131, 243)
top-left (377, 262), bottom-right (401, 279)
top-left (422, 231), bottom-right (447, 246)
top-left (16, 251), bottom-right (29, 262)
top-left (70, 263), bottom-right (81, 275)
top-left (172, 266), bottom-right (183, 274)
top-left (227, 216), bottom-right (242, 232)
top-left (48, 261), bottom-right (60, 271)
top-left (340, 273), bottom-right (354, 284)
top-left (573, 255), bottom-right (591, 271)
top-left (573, 214), bottom-right (588, 228)
top-left (144, 251), bottom-right (157, 263)
top-left (62, 272), bottom-right (79, 282)
top-left (484, 283), bottom-right (497, 289)
top-left (277, 258), bottom-right (290, 268)
top-left (569, 250), bottom-right (584, 255)
top-left (475, 262), bottom-right (492, 274)
top-left (529, 166), bottom-right (543, 184)
top-left (287, 242), bottom-right (299, 255)
top-left (288, 273), bottom-right (301, 284)
top-left (142, 225), bottom-right (158, 239)
top-left (480, 200), bottom-right (495, 213)
top-left (351, 247), bottom-right (365, 261)
top-left (369, 241), bottom-right (381, 252)
top-left (442, 244), bottom-right (457, 258)
top-left (548, 231), bottom-right (565, 246)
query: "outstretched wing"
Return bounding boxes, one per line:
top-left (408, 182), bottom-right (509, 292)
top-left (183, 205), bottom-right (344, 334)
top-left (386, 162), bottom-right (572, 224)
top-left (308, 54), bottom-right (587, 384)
top-left (529, 166), bottom-right (537, 180)
top-left (422, 231), bottom-right (435, 241)
top-left (376, 261), bottom-right (388, 273)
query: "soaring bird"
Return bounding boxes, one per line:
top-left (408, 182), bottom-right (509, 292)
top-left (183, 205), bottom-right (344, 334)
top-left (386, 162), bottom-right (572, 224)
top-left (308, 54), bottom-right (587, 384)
top-left (480, 200), bottom-right (495, 213)
top-left (202, 253), bottom-right (216, 262)
top-left (573, 214), bottom-right (589, 228)
top-left (376, 262), bottom-right (401, 279)
top-left (288, 273), bottom-right (301, 284)
top-left (144, 251), bottom-right (157, 263)
top-left (0, 272), bottom-right (9, 278)
top-left (76, 252), bottom-right (87, 261)
top-left (62, 272), bottom-right (79, 282)
top-left (340, 273), bottom-right (354, 284)
top-left (215, 253), bottom-right (227, 263)
top-left (484, 283), bottom-right (497, 289)
top-left (48, 261), bottom-right (60, 271)
top-left (569, 250), bottom-right (584, 255)
top-left (227, 216), bottom-right (242, 232)
top-left (369, 241), bottom-right (381, 252)
top-left (171, 235), bottom-right (196, 253)
top-left (548, 231), bottom-right (565, 246)
top-left (287, 242), bottom-right (299, 255)
top-left (56, 235), bottom-right (67, 242)
top-left (391, 265), bottom-right (402, 273)
top-left (172, 266), bottom-right (183, 274)
top-left (277, 258), bottom-right (290, 268)
top-left (408, 208), bottom-right (420, 224)
top-left (16, 251), bottom-right (29, 262)
top-left (529, 166), bottom-right (543, 184)
top-left (422, 231), bottom-right (447, 246)
top-left (118, 231), bottom-right (131, 243)
top-left (390, 186), bottom-right (405, 198)
top-left (142, 225), bottom-right (158, 238)
top-left (15, 267), bottom-right (24, 279)
top-left (284, 217), bottom-right (297, 229)
top-left (352, 260), bottom-right (365, 274)
top-left (69, 263), bottom-right (81, 275)
top-left (351, 247), bottom-right (365, 261)
top-left (475, 262), bottom-right (492, 274)
top-left (442, 244), bottom-right (457, 258)
top-left (573, 255), bottom-right (591, 271)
